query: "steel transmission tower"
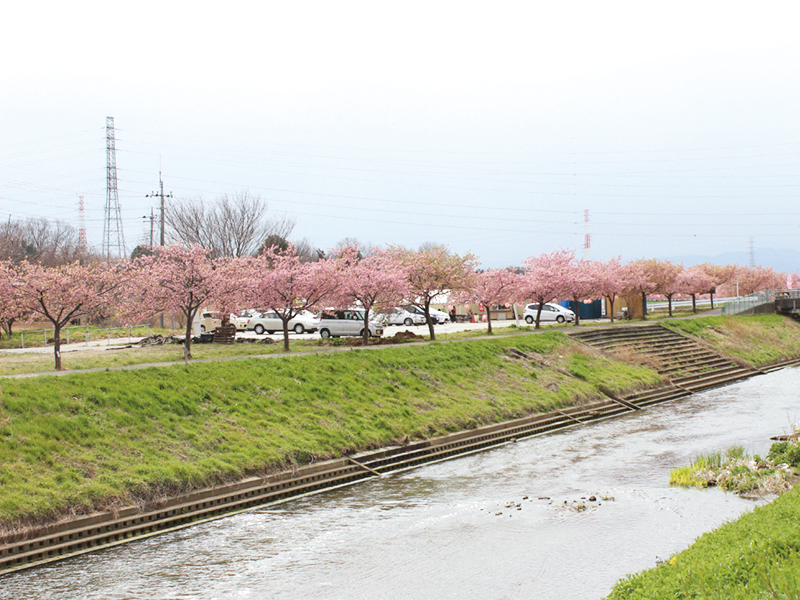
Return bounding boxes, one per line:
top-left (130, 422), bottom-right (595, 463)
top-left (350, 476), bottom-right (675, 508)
top-left (103, 117), bottom-right (126, 259)
top-left (78, 195), bottom-right (87, 249)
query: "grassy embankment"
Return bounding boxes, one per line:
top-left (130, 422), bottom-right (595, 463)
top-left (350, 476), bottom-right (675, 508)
top-left (663, 313), bottom-right (800, 366)
top-left (0, 331), bottom-right (660, 530)
top-left (0, 322), bottom-right (569, 377)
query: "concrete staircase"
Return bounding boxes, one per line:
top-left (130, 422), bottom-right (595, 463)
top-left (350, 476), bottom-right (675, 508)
top-left (568, 324), bottom-right (758, 404)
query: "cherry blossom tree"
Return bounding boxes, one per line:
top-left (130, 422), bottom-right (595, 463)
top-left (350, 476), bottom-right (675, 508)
top-left (10, 260), bottom-right (126, 370)
top-left (677, 266), bottom-right (714, 313)
top-left (0, 261), bottom-right (25, 338)
top-left (626, 258), bottom-right (661, 320)
top-left (458, 268), bottom-right (520, 334)
top-left (519, 250), bottom-right (573, 329)
top-left (389, 245), bottom-right (478, 340)
top-left (735, 265), bottom-right (785, 296)
top-left (698, 263), bottom-right (736, 309)
top-left (244, 245), bottom-right (341, 351)
top-left (560, 258), bottom-right (597, 326)
top-left (650, 260), bottom-right (684, 317)
top-left (593, 258), bottom-right (630, 324)
top-left (127, 245), bottom-right (242, 359)
top-left (335, 245), bottom-right (410, 345)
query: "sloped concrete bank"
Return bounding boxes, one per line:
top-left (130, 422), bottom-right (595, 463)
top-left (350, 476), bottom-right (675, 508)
top-left (2, 318), bottom-right (800, 576)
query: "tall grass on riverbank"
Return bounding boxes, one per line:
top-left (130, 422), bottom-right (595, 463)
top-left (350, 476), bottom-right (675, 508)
top-left (607, 486), bottom-right (800, 599)
top-left (0, 333), bottom-right (660, 529)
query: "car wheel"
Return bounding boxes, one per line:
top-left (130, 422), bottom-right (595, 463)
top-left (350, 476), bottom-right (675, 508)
top-left (254, 324), bottom-right (265, 335)
top-left (556, 315), bottom-right (565, 323)
top-left (359, 328), bottom-right (366, 337)
top-left (294, 324), bottom-right (305, 334)
top-left (403, 317), bottom-right (413, 326)
top-left (525, 315), bottom-right (534, 324)
top-left (320, 328), bottom-right (331, 339)
top-left (200, 325), bottom-right (206, 333)
top-left (267, 330), bottom-right (275, 335)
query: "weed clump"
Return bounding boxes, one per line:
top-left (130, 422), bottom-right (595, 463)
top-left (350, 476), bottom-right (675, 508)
top-left (670, 443), bottom-right (797, 496)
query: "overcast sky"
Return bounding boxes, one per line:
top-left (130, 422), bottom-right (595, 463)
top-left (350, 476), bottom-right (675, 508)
top-left (2, 2), bottom-right (799, 269)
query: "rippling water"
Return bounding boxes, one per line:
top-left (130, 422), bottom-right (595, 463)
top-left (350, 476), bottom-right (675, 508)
top-left (3, 368), bottom-right (798, 600)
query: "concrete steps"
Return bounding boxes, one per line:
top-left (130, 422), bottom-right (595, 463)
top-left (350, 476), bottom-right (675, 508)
top-left (568, 324), bottom-right (758, 395)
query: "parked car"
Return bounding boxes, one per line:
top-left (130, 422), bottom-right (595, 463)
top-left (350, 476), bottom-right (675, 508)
top-left (247, 310), bottom-right (321, 335)
top-left (523, 303), bottom-right (575, 324)
top-left (194, 311), bottom-right (222, 333)
top-left (380, 307), bottom-right (426, 326)
top-left (404, 305), bottom-right (449, 324)
top-left (231, 309), bottom-right (258, 331)
top-left (317, 309), bottom-right (384, 338)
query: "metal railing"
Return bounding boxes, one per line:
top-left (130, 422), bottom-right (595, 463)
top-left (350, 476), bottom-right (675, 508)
top-left (19, 325), bottom-right (150, 350)
top-left (721, 289), bottom-right (800, 316)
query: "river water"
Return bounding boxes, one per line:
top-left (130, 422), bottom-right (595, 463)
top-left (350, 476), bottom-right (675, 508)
top-left (3, 367), bottom-right (799, 600)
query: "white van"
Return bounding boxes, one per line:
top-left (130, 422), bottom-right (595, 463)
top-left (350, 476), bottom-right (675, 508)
top-left (317, 310), bottom-right (384, 338)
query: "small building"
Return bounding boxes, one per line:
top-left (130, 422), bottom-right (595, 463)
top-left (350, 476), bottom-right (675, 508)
top-left (604, 294), bottom-right (646, 320)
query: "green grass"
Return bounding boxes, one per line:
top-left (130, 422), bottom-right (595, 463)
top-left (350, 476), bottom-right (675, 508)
top-left (607, 485), bottom-right (800, 599)
top-left (0, 333), bottom-right (661, 527)
top-left (663, 314), bottom-right (800, 366)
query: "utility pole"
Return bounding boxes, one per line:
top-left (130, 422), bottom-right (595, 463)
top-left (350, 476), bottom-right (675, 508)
top-left (146, 174), bottom-right (172, 331)
top-left (142, 208), bottom-right (155, 247)
top-left (146, 172), bottom-right (172, 246)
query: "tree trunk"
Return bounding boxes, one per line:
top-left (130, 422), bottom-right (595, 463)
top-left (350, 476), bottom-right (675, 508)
top-left (424, 300), bottom-right (436, 341)
top-left (607, 295), bottom-right (615, 323)
top-left (692, 294), bottom-right (697, 313)
top-left (667, 294), bottom-right (673, 317)
top-left (572, 297), bottom-right (580, 326)
top-left (535, 304), bottom-right (543, 329)
top-left (53, 324), bottom-right (63, 370)
top-left (282, 319), bottom-right (291, 351)
top-left (641, 292), bottom-right (647, 320)
top-left (485, 305), bottom-right (493, 334)
top-left (184, 319), bottom-right (193, 359)
top-left (362, 309), bottom-right (371, 346)
top-left (710, 291), bottom-right (715, 310)
top-left (184, 307), bottom-right (197, 359)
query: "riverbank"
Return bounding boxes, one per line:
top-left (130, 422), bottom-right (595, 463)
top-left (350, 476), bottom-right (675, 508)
top-left (0, 331), bottom-right (660, 531)
top-left (2, 314), bottom-right (800, 586)
top-left (607, 484), bottom-right (800, 599)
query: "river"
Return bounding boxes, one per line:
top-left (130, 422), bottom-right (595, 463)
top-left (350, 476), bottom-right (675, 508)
top-left (2, 367), bottom-right (798, 600)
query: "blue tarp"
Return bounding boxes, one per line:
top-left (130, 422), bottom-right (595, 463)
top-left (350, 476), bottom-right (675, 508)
top-left (560, 299), bottom-right (603, 319)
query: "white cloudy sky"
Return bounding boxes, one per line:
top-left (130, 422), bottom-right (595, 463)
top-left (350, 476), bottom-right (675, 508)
top-left (2, 2), bottom-right (799, 269)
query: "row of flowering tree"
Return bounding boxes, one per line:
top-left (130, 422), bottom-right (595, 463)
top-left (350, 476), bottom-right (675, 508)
top-left (454, 254), bottom-right (789, 330)
top-left (0, 243), bottom-right (794, 370)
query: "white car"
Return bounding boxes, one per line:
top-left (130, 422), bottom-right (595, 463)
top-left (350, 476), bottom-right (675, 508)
top-left (405, 305), bottom-right (449, 324)
top-left (317, 309), bottom-right (384, 338)
top-left (247, 310), bottom-right (321, 335)
top-left (523, 303), bottom-right (575, 324)
top-left (231, 309), bottom-right (258, 331)
top-left (381, 307), bottom-right (426, 326)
